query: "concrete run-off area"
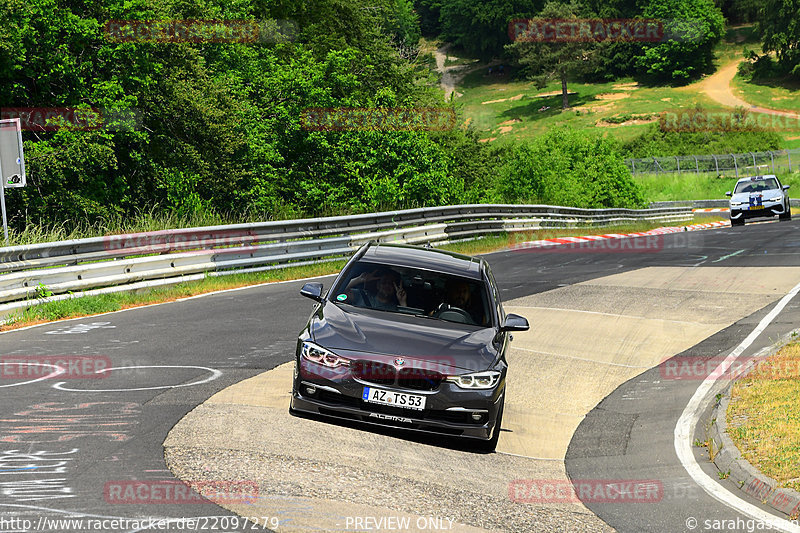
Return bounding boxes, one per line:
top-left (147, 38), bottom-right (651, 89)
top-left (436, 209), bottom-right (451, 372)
top-left (164, 266), bottom-right (800, 532)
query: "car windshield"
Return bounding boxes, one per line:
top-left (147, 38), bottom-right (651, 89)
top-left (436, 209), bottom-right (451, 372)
top-left (331, 261), bottom-right (492, 327)
top-left (734, 177), bottom-right (780, 193)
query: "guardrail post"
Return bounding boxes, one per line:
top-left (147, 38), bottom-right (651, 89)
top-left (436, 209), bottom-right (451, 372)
top-left (770, 151), bottom-right (775, 173)
top-left (732, 154), bottom-right (738, 179)
top-left (789, 151), bottom-right (792, 171)
top-left (694, 156), bottom-right (699, 174)
top-left (713, 154), bottom-right (719, 175)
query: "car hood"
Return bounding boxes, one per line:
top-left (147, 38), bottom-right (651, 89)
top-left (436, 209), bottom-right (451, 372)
top-left (310, 301), bottom-right (499, 373)
top-left (731, 191), bottom-right (781, 202)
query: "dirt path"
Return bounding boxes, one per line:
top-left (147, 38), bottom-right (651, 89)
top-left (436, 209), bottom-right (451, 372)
top-left (433, 44), bottom-right (498, 101)
top-left (694, 58), bottom-right (800, 118)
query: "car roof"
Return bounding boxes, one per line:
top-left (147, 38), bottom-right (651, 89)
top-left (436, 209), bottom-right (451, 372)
top-left (736, 175), bottom-right (778, 184)
top-left (358, 243), bottom-right (484, 280)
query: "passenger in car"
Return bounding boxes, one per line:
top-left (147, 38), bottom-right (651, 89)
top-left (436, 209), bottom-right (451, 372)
top-left (345, 267), bottom-right (407, 310)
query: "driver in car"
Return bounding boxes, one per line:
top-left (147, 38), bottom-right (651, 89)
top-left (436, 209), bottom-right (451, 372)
top-left (431, 279), bottom-right (486, 325)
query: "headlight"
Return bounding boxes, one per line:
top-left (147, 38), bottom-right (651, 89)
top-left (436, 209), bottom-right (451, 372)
top-left (730, 201), bottom-right (742, 207)
top-left (300, 342), bottom-right (350, 368)
top-left (446, 371), bottom-right (501, 389)
top-left (766, 196), bottom-right (782, 202)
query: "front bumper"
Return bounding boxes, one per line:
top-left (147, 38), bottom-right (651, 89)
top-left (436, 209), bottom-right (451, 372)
top-left (730, 200), bottom-right (787, 220)
top-left (290, 359), bottom-right (504, 441)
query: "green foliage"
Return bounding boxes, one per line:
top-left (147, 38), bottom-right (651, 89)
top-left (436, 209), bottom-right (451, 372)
top-left (438, 0), bottom-right (541, 59)
top-left (622, 114), bottom-right (784, 157)
top-left (718, 0), bottom-right (762, 23)
top-left (505, 1), bottom-right (597, 109)
top-left (2, 0), bottom-right (694, 234)
top-left (634, 0), bottom-right (725, 82)
top-left (494, 126), bottom-right (645, 208)
top-left (757, 0), bottom-right (800, 76)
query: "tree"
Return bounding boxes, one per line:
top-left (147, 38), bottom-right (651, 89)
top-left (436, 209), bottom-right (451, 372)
top-left (757, 0), bottom-right (800, 76)
top-left (438, 0), bottom-right (542, 59)
top-left (505, 1), bottom-right (597, 109)
top-left (634, 0), bottom-right (725, 81)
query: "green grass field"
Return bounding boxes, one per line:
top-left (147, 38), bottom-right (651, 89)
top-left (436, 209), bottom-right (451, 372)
top-left (451, 24), bottom-right (800, 149)
top-left (634, 169), bottom-right (800, 202)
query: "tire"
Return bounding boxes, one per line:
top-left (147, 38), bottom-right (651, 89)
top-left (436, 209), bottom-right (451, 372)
top-left (730, 217), bottom-right (744, 226)
top-left (475, 400), bottom-right (504, 453)
top-left (780, 211), bottom-right (792, 221)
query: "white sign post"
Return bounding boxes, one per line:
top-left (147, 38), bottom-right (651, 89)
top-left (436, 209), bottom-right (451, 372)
top-left (0, 118), bottom-right (26, 244)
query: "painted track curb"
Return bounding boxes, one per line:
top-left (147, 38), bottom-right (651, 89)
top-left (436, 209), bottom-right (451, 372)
top-left (513, 220), bottom-right (729, 249)
top-left (708, 331), bottom-right (800, 519)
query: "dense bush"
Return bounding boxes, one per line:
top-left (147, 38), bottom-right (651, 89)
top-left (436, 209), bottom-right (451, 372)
top-left (494, 127), bottom-right (645, 208)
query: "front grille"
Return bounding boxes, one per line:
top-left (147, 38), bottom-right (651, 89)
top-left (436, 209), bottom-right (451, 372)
top-left (353, 359), bottom-right (443, 391)
top-left (352, 360), bottom-right (395, 385)
top-left (398, 367), bottom-right (442, 391)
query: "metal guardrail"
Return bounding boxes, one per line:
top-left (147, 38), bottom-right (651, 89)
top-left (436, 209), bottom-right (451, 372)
top-left (0, 204), bottom-right (692, 321)
top-left (650, 199), bottom-right (800, 209)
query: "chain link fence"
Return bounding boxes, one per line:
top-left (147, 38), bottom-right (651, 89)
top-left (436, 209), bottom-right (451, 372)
top-left (626, 149), bottom-right (800, 178)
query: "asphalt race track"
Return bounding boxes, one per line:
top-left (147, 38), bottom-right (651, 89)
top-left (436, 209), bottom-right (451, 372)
top-left (1, 219), bottom-right (800, 532)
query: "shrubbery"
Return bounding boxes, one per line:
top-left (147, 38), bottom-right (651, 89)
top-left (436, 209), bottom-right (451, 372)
top-left (494, 127), bottom-right (645, 208)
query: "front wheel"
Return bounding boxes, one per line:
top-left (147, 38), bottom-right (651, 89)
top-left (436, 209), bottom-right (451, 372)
top-left (730, 217), bottom-right (745, 226)
top-left (780, 211), bottom-right (792, 221)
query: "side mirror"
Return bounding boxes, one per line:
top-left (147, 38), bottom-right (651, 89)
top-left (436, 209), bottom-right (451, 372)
top-left (499, 313), bottom-right (529, 332)
top-left (783, 185), bottom-right (791, 191)
top-left (725, 191), bottom-right (732, 197)
top-left (300, 282), bottom-right (324, 302)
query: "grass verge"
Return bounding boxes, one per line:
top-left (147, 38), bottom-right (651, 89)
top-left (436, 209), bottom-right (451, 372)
top-left (634, 169), bottom-right (800, 202)
top-left (1, 216), bottom-right (720, 331)
top-left (727, 341), bottom-right (800, 492)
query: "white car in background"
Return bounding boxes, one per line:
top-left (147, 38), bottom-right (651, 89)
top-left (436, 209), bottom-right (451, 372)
top-left (726, 175), bottom-right (791, 226)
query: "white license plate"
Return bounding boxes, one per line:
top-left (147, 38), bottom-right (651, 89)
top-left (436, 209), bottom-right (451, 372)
top-left (362, 387), bottom-right (425, 410)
